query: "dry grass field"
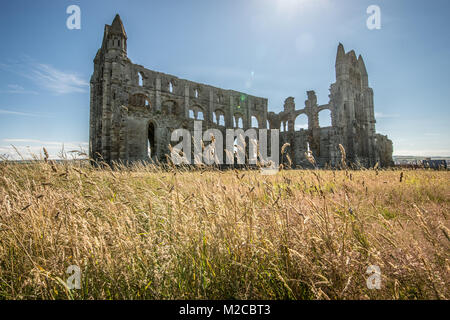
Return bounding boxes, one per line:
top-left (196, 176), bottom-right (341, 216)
top-left (0, 159), bottom-right (448, 300)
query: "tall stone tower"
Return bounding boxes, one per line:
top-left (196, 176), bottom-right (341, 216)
top-left (89, 14), bottom-right (129, 163)
top-left (329, 43), bottom-right (378, 167)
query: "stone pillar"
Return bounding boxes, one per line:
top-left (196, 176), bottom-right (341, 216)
top-left (229, 96), bottom-right (234, 127)
top-left (156, 77), bottom-right (161, 111)
top-left (209, 90), bottom-right (214, 125)
top-left (89, 82), bottom-right (95, 158)
top-left (262, 100), bottom-right (268, 129)
top-left (101, 61), bottom-right (112, 162)
top-left (184, 84), bottom-right (190, 118)
top-left (247, 97), bottom-right (252, 129)
top-left (119, 106), bottom-right (128, 162)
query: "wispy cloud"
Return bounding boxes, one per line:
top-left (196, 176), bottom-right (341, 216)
top-left (424, 133), bottom-right (441, 137)
top-left (0, 109), bottom-right (42, 117)
top-left (2, 138), bottom-right (88, 147)
top-left (1, 84), bottom-right (38, 95)
top-left (26, 63), bottom-right (89, 94)
top-left (394, 149), bottom-right (450, 157)
top-left (0, 139), bottom-right (89, 160)
top-left (0, 58), bottom-right (89, 95)
top-left (375, 112), bottom-right (399, 119)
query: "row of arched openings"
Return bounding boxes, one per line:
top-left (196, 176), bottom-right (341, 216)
top-left (280, 110), bottom-right (332, 132)
top-left (138, 72), bottom-right (176, 94)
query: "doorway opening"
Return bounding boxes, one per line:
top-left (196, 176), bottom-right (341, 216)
top-left (148, 122), bottom-right (156, 159)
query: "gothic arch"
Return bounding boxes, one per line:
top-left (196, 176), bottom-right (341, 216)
top-left (162, 99), bottom-right (179, 115)
top-left (189, 104), bottom-right (205, 120)
top-left (213, 109), bottom-right (226, 126)
top-left (295, 113), bottom-right (308, 131)
top-left (129, 93), bottom-right (151, 108)
top-left (234, 112), bottom-right (244, 128)
top-left (318, 109), bottom-right (332, 127)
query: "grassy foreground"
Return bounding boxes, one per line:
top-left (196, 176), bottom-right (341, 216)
top-left (0, 161), bottom-right (448, 300)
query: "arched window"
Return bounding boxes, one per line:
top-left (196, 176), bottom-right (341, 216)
top-left (129, 93), bottom-right (151, 108)
top-left (138, 72), bottom-right (144, 86)
top-left (189, 106), bottom-right (205, 120)
top-left (295, 114), bottom-right (308, 131)
top-left (169, 81), bottom-right (173, 93)
top-left (234, 115), bottom-right (244, 128)
top-left (251, 116), bottom-right (259, 128)
top-left (218, 114), bottom-right (225, 126)
top-left (318, 109), bottom-right (332, 127)
top-left (194, 89), bottom-right (199, 98)
top-left (214, 110), bottom-right (225, 126)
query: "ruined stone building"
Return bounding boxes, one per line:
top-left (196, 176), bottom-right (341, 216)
top-left (89, 14), bottom-right (393, 167)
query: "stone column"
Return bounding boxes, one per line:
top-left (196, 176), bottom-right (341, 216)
top-left (156, 77), bottom-right (161, 111)
top-left (229, 96), bottom-right (234, 127)
top-left (89, 82), bottom-right (95, 158)
top-left (101, 61), bottom-right (112, 162)
top-left (246, 97), bottom-right (251, 129)
top-left (119, 106), bottom-right (128, 163)
top-left (184, 84), bottom-right (190, 118)
top-left (209, 90), bottom-right (214, 125)
top-left (262, 99), bottom-right (268, 129)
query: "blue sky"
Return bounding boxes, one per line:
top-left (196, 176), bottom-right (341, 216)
top-left (0, 0), bottom-right (449, 159)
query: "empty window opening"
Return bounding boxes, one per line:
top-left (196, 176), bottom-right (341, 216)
top-left (194, 89), bottom-right (199, 98)
top-left (237, 118), bottom-right (243, 128)
top-left (169, 81), bottom-right (173, 93)
top-left (148, 122), bottom-right (156, 159)
top-left (233, 137), bottom-right (241, 156)
top-left (138, 72), bottom-right (144, 86)
top-left (215, 111), bottom-right (225, 126)
top-left (189, 110), bottom-right (195, 119)
top-left (251, 116), bottom-right (259, 128)
top-left (295, 114), bottom-right (308, 131)
top-left (318, 109), bottom-right (332, 127)
top-left (197, 111), bottom-right (204, 121)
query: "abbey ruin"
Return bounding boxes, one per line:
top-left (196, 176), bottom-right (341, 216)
top-left (89, 14), bottom-right (394, 168)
